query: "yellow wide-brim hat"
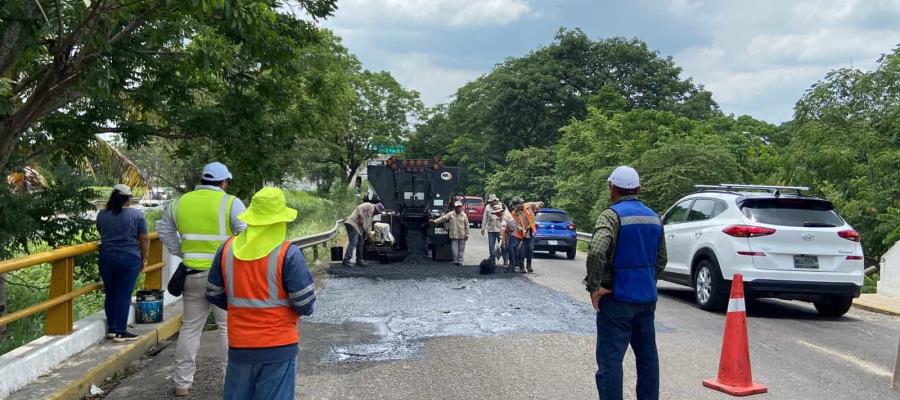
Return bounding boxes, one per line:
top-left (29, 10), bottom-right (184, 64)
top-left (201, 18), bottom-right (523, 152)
top-left (238, 187), bottom-right (298, 226)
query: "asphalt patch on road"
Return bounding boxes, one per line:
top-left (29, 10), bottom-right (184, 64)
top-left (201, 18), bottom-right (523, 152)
top-left (307, 261), bottom-right (596, 363)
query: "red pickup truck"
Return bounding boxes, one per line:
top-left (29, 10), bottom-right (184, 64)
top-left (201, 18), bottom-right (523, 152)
top-left (456, 196), bottom-right (485, 228)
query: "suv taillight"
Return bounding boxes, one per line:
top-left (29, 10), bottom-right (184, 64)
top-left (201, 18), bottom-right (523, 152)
top-left (722, 225), bottom-right (776, 237)
top-left (838, 229), bottom-right (860, 242)
top-left (568, 224), bottom-right (576, 230)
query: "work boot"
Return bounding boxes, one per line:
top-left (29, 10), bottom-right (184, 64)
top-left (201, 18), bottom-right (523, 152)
top-left (341, 259), bottom-right (353, 267)
top-left (356, 261), bottom-right (368, 267)
top-left (526, 260), bottom-right (533, 273)
top-left (175, 387), bottom-right (190, 397)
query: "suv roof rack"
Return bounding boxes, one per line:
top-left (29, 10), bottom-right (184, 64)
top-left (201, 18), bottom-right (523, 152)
top-left (694, 184), bottom-right (810, 197)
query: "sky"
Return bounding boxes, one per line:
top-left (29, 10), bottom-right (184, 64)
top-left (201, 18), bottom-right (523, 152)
top-left (321, 0), bottom-right (900, 123)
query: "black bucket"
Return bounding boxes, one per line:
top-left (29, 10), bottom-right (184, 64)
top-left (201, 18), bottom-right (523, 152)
top-left (135, 289), bottom-right (164, 324)
top-left (330, 246), bottom-right (343, 262)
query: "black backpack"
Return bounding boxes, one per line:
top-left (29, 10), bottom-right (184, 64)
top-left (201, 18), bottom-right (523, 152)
top-left (479, 258), bottom-right (496, 275)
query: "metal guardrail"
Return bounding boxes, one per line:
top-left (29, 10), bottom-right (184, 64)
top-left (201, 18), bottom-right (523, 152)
top-left (0, 233), bottom-right (164, 335)
top-left (576, 231), bottom-right (591, 242)
top-left (291, 219), bottom-right (344, 260)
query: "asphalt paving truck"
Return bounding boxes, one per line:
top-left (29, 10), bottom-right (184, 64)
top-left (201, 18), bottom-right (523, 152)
top-left (363, 156), bottom-right (462, 263)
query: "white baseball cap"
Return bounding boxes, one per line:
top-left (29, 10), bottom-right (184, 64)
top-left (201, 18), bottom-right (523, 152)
top-left (607, 166), bottom-right (640, 189)
top-left (202, 162), bottom-right (232, 181)
top-left (112, 184), bottom-right (133, 196)
top-left (454, 200), bottom-right (463, 207)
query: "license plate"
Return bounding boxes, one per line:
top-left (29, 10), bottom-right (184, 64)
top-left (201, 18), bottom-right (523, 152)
top-left (434, 228), bottom-right (447, 235)
top-left (548, 240), bottom-right (558, 246)
top-left (793, 255), bottom-right (819, 269)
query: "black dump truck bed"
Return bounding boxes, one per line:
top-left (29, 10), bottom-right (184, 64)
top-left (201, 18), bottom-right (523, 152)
top-left (363, 157), bottom-right (462, 262)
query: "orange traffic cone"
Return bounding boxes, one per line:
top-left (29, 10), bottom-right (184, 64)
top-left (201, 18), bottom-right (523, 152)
top-left (703, 273), bottom-right (768, 396)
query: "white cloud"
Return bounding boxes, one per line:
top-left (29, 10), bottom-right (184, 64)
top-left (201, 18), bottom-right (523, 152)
top-left (384, 53), bottom-right (484, 106)
top-left (747, 29), bottom-right (899, 64)
top-left (334, 0), bottom-right (534, 27)
top-left (670, 0), bottom-right (900, 121)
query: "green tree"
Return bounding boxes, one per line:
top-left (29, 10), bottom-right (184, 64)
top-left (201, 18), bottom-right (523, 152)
top-left (314, 70), bottom-right (422, 184)
top-left (0, 0), bottom-right (337, 174)
top-left (634, 143), bottom-right (747, 212)
top-left (784, 47), bottom-right (900, 259)
top-left (415, 28), bottom-right (718, 192)
top-left (92, 20), bottom-right (356, 197)
top-left (485, 147), bottom-right (556, 203)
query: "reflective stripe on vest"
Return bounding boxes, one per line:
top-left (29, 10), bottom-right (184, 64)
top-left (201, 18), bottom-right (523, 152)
top-left (223, 242), bottom-right (289, 308)
top-left (610, 199), bottom-right (662, 303)
top-left (176, 190), bottom-right (235, 270)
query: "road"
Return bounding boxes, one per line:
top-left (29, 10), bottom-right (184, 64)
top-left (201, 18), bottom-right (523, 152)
top-left (104, 235), bottom-right (899, 399)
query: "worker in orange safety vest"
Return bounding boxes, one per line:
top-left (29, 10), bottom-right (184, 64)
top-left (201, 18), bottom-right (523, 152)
top-left (206, 187), bottom-right (316, 400)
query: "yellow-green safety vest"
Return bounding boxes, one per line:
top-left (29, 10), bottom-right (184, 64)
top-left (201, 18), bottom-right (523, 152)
top-left (172, 189), bottom-right (236, 270)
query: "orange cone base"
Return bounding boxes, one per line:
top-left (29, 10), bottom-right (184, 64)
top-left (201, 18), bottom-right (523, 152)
top-left (703, 378), bottom-right (768, 397)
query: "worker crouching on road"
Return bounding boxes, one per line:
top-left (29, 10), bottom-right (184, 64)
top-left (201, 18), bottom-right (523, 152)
top-left (343, 201), bottom-right (385, 267)
top-left (511, 197), bottom-right (537, 273)
top-left (431, 200), bottom-right (470, 266)
top-left (585, 166), bottom-right (666, 400)
top-left (157, 162), bottom-right (246, 397)
top-left (206, 187), bottom-right (316, 400)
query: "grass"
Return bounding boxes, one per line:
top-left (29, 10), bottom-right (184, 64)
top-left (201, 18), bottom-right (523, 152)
top-left (862, 273), bottom-right (879, 294)
top-left (1, 253), bottom-right (106, 356)
top-left (285, 189), bottom-right (357, 240)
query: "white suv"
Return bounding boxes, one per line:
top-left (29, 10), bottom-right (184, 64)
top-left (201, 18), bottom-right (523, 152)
top-left (659, 184), bottom-right (864, 317)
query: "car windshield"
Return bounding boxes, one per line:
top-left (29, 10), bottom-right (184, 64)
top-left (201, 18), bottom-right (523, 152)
top-left (536, 212), bottom-right (568, 223)
top-left (741, 198), bottom-right (844, 227)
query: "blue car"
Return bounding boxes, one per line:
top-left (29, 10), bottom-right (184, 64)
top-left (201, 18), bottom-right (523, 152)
top-left (533, 208), bottom-right (578, 259)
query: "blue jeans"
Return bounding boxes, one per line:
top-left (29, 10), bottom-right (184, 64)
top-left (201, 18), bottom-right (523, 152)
top-left (487, 232), bottom-right (499, 259)
top-left (224, 357), bottom-right (296, 400)
top-left (343, 223), bottom-right (364, 263)
top-left (517, 236), bottom-right (534, 267)
top-left (595, 297), bottom-right (659, 400)
top-left (507, 236), bottom-right (519, 267)
top-left (98, 251), bottom-right (141, 334)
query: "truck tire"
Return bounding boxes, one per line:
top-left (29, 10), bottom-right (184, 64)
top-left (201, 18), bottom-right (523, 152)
top-left (813, 296), bottom-right (853, 318)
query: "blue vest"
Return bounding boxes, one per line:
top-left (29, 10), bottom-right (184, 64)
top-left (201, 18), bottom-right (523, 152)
top-left (610, 199), bottom-right (662, 303)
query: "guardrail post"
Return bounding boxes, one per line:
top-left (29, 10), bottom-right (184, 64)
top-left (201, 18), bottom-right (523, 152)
top-left (313, 245), bottom-right (319, 261)
top-left (45, 257), bottom-right (74, 335)
top-left (144, 238), bottom-right (163, 290)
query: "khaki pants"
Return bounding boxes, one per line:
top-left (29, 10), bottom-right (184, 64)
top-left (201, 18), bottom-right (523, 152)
top-left (174, 272), bottom-right (228, 389)
top-left (451, 239), bottom-right (466, 265)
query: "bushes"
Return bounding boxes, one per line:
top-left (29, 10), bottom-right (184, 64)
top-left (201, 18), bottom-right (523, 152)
top-left (284, 189), bottom-right (357, 240)
top-left (1, 256), bottom-right (106, 356)
top-left (862, 273), bottom-right (880, 294)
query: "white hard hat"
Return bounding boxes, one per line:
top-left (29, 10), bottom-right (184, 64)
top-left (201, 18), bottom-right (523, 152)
top-left (202, 162), bottom-right (232, 181)
top-left (608, 166), bottom-right (640, 189)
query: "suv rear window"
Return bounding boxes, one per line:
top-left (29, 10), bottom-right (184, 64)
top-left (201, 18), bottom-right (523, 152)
top-left (740, 198), bottom-right (844, 227)
top-left (536, 212), bottom-right (569, 222)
